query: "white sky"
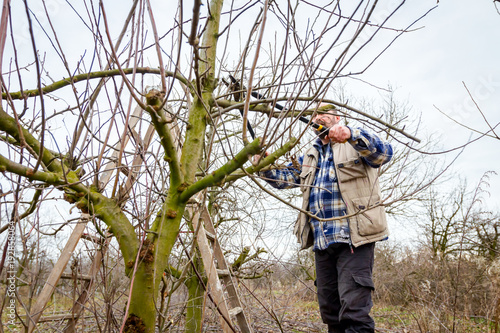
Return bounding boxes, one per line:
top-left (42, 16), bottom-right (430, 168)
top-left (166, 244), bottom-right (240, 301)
top-left (2, 0), bottom-right (499, 248)
top-left (356, 0), bottom-right (500, 210)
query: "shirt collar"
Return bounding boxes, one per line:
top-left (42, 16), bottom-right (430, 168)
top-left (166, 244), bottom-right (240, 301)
top-left (313, 137), bottom-right (325, 150)
top-left (313, 138), bottom-right (331, 155)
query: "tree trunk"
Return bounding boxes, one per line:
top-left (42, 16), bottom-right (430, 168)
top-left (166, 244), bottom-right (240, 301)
top-left (124, 263), bottom-right (156, 333)
top-left (185, 267), bottom-right (205, 333)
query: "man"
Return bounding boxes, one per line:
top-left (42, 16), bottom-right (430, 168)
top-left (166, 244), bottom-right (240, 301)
top-left (256, 106), bottom-right (393, 333)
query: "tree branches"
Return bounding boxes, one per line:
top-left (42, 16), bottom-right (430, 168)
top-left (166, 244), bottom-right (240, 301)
top-left (2, 68), bottom-right (190, 101)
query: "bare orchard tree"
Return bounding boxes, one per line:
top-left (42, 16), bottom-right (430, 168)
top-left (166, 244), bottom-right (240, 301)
top-left (0, 1), bottom-right (432, 332)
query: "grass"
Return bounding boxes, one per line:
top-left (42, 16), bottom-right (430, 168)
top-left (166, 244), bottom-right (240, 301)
top-left (372, 304), bottom-right (494, 333)
top-left (2, 284), bottom-right (495, 332)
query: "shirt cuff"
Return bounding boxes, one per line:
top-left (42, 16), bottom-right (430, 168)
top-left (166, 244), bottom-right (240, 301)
top-left (258, 169), bottom-right (274, 179)
top-left (347, 126), bottom-right (369, 149)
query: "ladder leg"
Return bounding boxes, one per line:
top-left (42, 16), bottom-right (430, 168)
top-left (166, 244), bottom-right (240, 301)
top-left (188, 203), bottom-right (253, 333)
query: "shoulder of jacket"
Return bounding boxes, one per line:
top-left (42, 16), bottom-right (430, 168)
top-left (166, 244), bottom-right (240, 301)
top-left (305, 145), bottom-right (318, 157)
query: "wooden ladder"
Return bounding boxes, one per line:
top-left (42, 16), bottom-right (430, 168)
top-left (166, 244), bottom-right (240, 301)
top-left (27, 101), bottom-right (253, 332)
top-left (27, 105), bottom-right (155, 333)
top-left (187, 196), bottom-right (253, 333)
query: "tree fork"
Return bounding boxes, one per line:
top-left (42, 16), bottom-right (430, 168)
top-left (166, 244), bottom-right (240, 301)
top-left (180, 136), bottom-right (263, 201)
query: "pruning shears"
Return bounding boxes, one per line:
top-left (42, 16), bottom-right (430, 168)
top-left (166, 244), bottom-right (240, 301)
top-left (224, 75), bottom-right (331, 139)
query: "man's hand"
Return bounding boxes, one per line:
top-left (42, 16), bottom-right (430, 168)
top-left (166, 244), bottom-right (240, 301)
top-left (252, 151), bottom-right (269, 165)
top-left (328, 124), bottom-right (351, 143)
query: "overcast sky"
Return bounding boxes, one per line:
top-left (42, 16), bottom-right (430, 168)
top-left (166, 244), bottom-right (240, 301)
top-left (3, 0), bottom-right (499, 238)
top-left (356, 0), bottom-right (500, 210)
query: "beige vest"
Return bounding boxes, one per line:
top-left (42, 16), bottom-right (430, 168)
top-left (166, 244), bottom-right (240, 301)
top-left (293, 142), bottom-right (389, 249)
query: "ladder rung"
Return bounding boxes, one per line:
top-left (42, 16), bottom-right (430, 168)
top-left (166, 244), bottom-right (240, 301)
top-left (217, 269), bottom-right (230, 277)
top-left (119, 166), bottom-right (130, 176)
top-left (228, 307), bottom-right (243, 317)
top-left (186, 196), bottom-right (201, 205)
top-left (205, 231), bottom-right (215, 241)
top-left (81, 234), bottom-right (104, 244)
top-left (60, 274), bottom-right (92, 281)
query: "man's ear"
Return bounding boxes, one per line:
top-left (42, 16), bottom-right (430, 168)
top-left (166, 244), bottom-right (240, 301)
top-left (334, 115), bottom-right (341, 123)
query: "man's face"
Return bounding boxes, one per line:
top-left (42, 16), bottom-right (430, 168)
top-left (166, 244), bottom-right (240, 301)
top-left (313, 110), bottom-right (339, 128)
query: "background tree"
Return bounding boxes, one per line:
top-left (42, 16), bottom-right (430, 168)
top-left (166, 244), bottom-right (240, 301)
top-left (0, 1), bottom-right (438, 332)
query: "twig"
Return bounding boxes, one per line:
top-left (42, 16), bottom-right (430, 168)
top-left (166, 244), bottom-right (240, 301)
top-left (242, 0), bottom-right (269, 145)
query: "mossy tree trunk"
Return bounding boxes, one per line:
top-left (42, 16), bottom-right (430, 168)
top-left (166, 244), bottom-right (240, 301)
top-left (0, 1), bottom-right (295, 332)
top-left (184, 259), bottom-right (206, 333)
top-left (125, 0), bottom-right (236, 331)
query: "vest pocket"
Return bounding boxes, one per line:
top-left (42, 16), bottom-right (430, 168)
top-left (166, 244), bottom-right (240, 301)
top-left (299, 168), bottom-right (314, 192)
top-left (351, 196), bottom-right (386, 236)
top-left (336, 157), bottom-right (367, 182)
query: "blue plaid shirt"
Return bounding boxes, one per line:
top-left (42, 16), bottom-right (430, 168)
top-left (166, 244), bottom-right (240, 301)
top-left (260, 127), bottom-right (393, 251)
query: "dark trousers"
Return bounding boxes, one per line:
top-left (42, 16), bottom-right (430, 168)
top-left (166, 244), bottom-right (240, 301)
top-left (315, 242), bottom-right (375, 333)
